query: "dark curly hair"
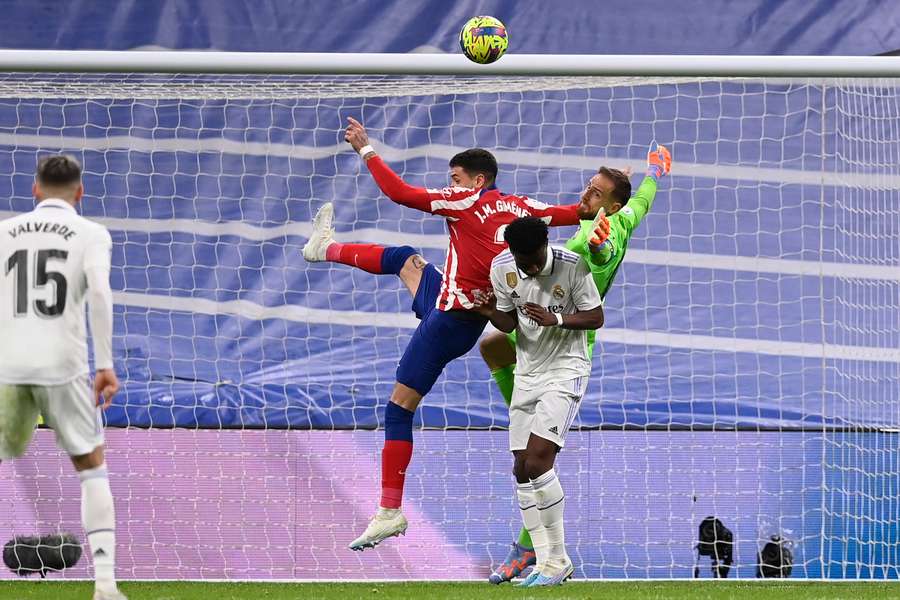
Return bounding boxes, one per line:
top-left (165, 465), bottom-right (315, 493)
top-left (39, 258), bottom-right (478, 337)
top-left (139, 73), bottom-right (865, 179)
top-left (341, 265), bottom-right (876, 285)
top-left (504, 216), bottom-right (548, 255)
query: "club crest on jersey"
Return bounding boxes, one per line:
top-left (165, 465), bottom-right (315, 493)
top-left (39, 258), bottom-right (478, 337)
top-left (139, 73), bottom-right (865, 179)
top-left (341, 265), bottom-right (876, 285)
top-left (506, 272), bottom-right (518, 288)
top-left (552, 284), bottom-right (565, 299)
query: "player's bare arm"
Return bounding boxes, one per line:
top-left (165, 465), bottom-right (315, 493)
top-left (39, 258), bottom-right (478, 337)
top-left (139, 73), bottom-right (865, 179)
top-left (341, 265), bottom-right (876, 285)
top-left (473, 289), bottom-right (517, 333)
top-left (0, 155), bottom-right (125, 599)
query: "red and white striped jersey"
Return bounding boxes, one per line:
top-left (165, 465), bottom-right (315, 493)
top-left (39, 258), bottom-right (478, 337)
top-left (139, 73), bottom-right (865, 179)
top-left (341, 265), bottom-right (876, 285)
top-left (366, 155), bottom-right (581, 311)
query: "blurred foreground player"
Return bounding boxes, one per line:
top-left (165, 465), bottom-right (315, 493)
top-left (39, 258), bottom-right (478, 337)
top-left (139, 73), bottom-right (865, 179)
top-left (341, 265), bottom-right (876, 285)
top-left (0, 155), bottom-right (125, 600)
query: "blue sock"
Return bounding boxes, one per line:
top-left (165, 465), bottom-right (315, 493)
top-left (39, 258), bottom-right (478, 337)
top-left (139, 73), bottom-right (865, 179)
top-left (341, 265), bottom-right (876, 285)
top-left (384, 401), bottom-right (414, 442)
top-left (380, 246), bottom-right (417, 276)
top-left (382, 402), bottom-right (415, 509)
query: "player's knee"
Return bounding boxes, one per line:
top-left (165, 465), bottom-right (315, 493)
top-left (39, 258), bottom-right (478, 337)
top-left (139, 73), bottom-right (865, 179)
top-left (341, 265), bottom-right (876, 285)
top-left (479, 332), bottom-right (512, 369)
top-left (523, 452), bottom-right (554, 481)
top-left (399, 253), bottom-right (426, 279)
top-left (396, 251), bottom-right (427, 296)
top-left (71, 445), bottom-right (105, 471)
top-left (479, 335), bottom-right (497, 360)
top-left (512, 455), bottom-right (529, 483)
top-left (401, 253), bottom-right (425, 271)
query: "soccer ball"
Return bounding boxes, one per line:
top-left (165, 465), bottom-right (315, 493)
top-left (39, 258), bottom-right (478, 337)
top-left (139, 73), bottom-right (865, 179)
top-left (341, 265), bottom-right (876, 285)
top-left (459, 16), bottom-right (508, 64)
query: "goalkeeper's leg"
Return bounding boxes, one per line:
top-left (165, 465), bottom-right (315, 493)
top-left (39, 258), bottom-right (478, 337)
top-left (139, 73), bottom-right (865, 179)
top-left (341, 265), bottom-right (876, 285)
top-left (479, 331), bottom-right (517, 406)
top-left (302, 202), bottom-right (426, 297)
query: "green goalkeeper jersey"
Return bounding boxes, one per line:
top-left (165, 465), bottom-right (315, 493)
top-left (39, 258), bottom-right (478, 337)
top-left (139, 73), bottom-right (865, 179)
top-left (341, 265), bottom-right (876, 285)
top-left (506, 175), bottom-right (659, 350)
top-left (565, 175), bottom-right (659, 297)
top-left (564, 175), bottom-right (659, 344)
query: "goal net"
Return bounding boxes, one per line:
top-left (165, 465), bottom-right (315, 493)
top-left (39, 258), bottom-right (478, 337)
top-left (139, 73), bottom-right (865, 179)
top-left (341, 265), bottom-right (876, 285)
top-left (0, 70), bottom-right (897, 580)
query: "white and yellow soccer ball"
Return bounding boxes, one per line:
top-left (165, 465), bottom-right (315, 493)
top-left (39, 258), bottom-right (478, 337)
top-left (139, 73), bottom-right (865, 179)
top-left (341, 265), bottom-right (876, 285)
top-left (459, 16), bottom-right (508, 64)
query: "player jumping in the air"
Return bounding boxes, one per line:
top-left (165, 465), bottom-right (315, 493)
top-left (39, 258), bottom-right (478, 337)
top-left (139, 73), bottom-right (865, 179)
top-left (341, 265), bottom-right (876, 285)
top-left (302, 117), bottom-right (593, 551)
top-left (0, 155), bottom-right (126, 600)
top-left (484, 145), bottom-right (672, 584)
top-left (474, 216), bottom-right (605, 587)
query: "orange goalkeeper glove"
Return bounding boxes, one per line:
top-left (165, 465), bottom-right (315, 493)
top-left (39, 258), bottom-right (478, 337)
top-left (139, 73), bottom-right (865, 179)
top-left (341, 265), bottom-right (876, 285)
top-left (647, 144), bottom-right (671, 181)
top-left (588, 209), bottom-right (612, 254)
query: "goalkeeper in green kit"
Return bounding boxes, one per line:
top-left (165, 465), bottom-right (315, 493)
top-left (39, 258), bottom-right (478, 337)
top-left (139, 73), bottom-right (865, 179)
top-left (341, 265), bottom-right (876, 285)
top-left (484, 144), bottom-right (672, 585)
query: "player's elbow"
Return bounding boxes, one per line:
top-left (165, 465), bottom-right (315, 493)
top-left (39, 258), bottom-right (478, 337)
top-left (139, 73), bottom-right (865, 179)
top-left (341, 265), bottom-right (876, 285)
top-left (387, 192), bottom-right (430, 212)
top-left (587, 307), bottom-right (604, 329)
top-left (87, 284), bottom-right (112, 305)
top-left (494, 318), bottom-right (517, 334)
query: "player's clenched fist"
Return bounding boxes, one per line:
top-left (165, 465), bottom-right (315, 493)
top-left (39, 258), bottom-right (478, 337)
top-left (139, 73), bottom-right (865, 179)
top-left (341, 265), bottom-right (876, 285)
top-left (647, 144), bottom-right (671, 179)
top-left (588, 211), bottom-right (611, 254)
top-left (472, 288), bottom-right (497, 315)
top-left (344, 116), bottom-right (370, 153)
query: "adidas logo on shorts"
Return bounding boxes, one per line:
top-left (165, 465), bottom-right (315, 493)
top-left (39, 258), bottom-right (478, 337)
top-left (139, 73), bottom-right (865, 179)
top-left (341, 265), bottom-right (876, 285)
top-left (548, 426), bottom-right (559, 435)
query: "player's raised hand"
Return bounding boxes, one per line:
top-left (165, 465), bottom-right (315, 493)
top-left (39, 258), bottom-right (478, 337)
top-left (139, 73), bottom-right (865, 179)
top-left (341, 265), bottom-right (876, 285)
top-left (588, 208), bottom-right (611, 253)
top-left (647, 144), bottom-right (672, 179)
top-left (344, 117), bottom-right (370, 153)
top-left (471, 288), bottom-right (496, 316)
top-left (522, 302), bottom-right (558, 327)
top-left (94, 368), bottom-right (119, 409)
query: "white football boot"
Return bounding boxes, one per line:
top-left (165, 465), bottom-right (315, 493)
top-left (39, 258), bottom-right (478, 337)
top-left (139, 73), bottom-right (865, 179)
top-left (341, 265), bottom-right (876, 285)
top-left (524, 555), bottom-right (574, 587)
top-left (302, 202), bottom-right (335, 262)
top-left (348, 507), bottom-right (409, 551)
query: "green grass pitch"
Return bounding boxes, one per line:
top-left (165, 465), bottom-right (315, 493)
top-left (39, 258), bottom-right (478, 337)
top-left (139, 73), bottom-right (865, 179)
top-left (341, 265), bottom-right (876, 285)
top-left (0, 581), bottom-right (898, 600)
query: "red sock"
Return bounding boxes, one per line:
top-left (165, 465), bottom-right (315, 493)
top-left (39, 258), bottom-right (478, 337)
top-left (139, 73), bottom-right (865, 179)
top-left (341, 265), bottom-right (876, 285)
top-left (381, 440), bottom-right (413, 509)
top-left (325, 242), bottom-right (385, 274)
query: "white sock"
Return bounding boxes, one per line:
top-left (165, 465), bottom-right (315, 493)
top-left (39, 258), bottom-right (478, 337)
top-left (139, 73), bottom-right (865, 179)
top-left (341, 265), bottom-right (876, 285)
top-left (531, 468), bottom-right (567, 564)
top-left (80, 464), bottom-right (117, 593)
top-left (516, 481), bottom-right (549, 567)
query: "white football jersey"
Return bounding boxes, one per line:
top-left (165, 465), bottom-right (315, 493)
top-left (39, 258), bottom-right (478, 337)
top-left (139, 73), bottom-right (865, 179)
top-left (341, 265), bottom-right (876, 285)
top-left (0, 198), bottom-right (112, 385)
top-left (490, 245), bottom-right (602, 390)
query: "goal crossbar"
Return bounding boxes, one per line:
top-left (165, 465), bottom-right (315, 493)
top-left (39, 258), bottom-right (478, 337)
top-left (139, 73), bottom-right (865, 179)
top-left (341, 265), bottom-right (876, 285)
top-left (0, 50), bottom-right (900, 77)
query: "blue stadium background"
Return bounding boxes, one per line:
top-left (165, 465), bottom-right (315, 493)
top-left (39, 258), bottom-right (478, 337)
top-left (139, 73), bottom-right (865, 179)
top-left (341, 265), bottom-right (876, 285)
top-left (0, 0), bottom-right (898, 578)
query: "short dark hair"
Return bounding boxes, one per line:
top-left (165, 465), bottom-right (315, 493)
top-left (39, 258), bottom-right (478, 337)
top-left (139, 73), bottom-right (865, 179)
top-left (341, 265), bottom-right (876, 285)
top-left (598, 166), bottom-right (632, 204)
top-left (36, 155), bottom-right (82, 187)
top-left (504, 216), bottom-right (548, 254)
top-left (449, 148), bottom-right (498, 185)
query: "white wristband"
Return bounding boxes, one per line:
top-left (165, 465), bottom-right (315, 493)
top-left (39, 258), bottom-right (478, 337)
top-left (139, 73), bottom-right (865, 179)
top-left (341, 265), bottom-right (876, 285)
top-left (554, 313), bottom-right (564, 326)
top-left (358, 144), bottom-right (375, 158)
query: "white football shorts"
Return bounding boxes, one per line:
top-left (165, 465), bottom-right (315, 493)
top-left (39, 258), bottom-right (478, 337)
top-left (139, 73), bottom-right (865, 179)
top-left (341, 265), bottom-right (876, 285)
top-left (0, 377), bottom-right (103, 459)
top-left (508, 376), bottom-right (587, 451)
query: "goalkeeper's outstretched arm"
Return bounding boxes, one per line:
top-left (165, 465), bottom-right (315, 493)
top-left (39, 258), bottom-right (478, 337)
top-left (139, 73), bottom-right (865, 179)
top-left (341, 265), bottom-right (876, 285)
top-left (616, 144), bottom-right (671, 235)
top-left (584, 145), bottom-right (672, 267)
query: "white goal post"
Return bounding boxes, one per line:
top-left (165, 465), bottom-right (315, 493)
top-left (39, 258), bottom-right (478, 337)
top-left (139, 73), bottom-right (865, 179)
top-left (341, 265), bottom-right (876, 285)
top-left (0, 51), bottom-right (897, 581)
top-left (0, 50), bottom-right (899, 76)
